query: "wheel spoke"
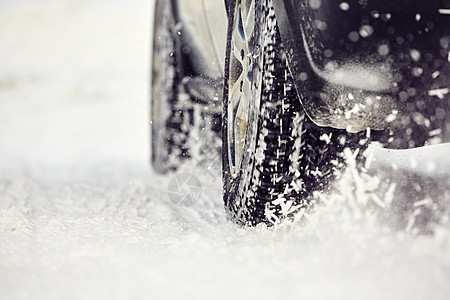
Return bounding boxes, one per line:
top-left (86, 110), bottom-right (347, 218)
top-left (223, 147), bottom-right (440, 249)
top-left (243, 0), bottom-right (255, 45)
top-left (241, 74), bottom-right (252, 105)
top-left (232, 40), bottom-right (245, 65)
top-left (230, 75), bottom-right (244, 102)
top-left (237, 7), bottom-right (246, 41)
top-left (234, 98), bottom-right (248, 159)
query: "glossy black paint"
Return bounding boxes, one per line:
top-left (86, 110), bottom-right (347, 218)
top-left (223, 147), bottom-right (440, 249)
top-left (272, 0), bottom-right (450, 148)
top-left (217, 0), bottom-right (450, 148)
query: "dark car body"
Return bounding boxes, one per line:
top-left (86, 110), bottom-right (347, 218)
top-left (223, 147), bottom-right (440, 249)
top-left (273, 0), bottom-right (450, 149)
top-left (166, 0), bottom-right (450, 150)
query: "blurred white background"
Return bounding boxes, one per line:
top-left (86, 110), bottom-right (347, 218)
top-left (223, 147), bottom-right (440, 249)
top-left (0, 0), bottom-right (152, 176)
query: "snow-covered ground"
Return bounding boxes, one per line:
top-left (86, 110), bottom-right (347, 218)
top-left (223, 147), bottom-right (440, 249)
top-left (0, 1), bottom-right (449, 299)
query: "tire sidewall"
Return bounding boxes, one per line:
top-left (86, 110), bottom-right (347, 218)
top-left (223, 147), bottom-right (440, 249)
top-left (150, 0), bottom-right (183, 173)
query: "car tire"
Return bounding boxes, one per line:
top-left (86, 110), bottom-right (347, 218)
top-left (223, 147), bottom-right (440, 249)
top-left (151, 0), bottom-right (222, 174)
top-left (222, 0), bottom-right (368, 225)
top-left (150, 0), bottom-right (195, 174)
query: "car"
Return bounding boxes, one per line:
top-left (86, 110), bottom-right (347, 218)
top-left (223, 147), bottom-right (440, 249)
top-left (150, 0), bottom-right (450, 226)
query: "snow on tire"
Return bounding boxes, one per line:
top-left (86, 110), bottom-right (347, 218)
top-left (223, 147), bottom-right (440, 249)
top-left (150, 0), bottom-right (192, 174)
top-left (151, 0), bottom-right (222, 175)
top-left (223, 0), bottom-right (369, 226)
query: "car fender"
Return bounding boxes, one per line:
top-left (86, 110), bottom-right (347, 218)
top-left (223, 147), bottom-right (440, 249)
top-left (273, 0), bottom-right (450, 143)
top-left (172, 0), bottom-right (227, 78)
top-left (272, 0), bottom-right (400, 132)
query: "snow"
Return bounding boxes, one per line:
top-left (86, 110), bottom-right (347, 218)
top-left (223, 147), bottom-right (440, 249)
top-left (366, 143), bottom-right (450, 176)
top-left (0, 1), bottom-right (449, 299)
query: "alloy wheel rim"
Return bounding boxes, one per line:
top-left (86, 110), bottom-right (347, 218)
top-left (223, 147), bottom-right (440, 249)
top-left (227, 0), bottom-right (255, 177)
